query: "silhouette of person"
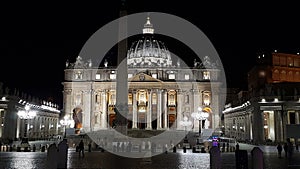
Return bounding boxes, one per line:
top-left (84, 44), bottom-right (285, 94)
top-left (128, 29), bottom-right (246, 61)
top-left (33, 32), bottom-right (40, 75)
top-left (235, 143), bottom-right (239, 151)
top-left (283, 142), bottom-right (288, 158)
top-left (88, 142), bottom-right (92, 152)
top-left (277, 143), bottom-right (283, 158)
top-left (78, 140), bottom-right (85, 157)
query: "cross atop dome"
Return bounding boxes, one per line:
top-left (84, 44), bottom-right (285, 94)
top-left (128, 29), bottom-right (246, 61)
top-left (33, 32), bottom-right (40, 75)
top-left (143, 17), bottom-right (154, 34)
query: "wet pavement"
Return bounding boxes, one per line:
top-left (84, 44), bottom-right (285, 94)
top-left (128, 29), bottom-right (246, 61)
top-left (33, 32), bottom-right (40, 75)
top-left (1, 145), bottom-right (300, 169)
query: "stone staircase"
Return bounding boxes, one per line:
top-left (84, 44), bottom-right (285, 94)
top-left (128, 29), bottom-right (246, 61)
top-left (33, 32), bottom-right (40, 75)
top-left (202, 129), bottom-right (214, 141)
top-left (127, 130), bottom-right (165, 138)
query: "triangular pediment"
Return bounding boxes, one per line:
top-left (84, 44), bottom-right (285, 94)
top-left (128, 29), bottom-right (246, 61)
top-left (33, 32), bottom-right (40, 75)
top-left (128, 73), bottom-right (163, 82)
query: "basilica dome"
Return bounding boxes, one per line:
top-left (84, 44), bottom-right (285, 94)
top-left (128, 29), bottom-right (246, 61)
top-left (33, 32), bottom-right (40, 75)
top-left (127, 17), bottom-right (173, 67)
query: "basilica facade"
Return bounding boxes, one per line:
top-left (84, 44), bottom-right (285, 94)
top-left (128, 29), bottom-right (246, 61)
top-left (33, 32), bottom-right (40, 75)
top-left (62, 17), bottom-right (224, 134)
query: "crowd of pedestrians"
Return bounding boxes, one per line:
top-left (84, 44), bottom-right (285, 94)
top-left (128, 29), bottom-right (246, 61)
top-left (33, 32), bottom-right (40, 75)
top-left (277, 138), bottom-right (298, 159)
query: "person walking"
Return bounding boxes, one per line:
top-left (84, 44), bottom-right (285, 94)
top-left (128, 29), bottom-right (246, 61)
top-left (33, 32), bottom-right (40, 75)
top-left (235, 143), bottom-right (239, 151)
top-left (88, 142), bottom-right (92, 152)
top-left (283, 142), bottom-right (288, 158)
top-left (277, 143), bottom-right (283, 158)
top-left (78, 140), bottom-right (85, 157)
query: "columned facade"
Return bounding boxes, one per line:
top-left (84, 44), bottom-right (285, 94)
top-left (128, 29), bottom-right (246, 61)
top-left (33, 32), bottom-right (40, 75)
top-left (0, 94), bottom-right (61, 142)
top-left (63, 17), bottom-right (223, 134)
top-left (63, 79), bottom-right (222, 132)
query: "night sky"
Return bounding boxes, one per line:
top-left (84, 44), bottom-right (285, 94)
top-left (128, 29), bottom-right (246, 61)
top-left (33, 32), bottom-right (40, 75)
top-left (0, 1), bottom-right (299, 108)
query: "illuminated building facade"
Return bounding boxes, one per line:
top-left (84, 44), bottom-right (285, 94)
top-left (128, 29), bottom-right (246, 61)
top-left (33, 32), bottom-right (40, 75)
top-left (63, 17), bottom-right (224, 135)
top-left (0, 85), bottom-right (61, 143)
top-left (223, 52), bottom-right (300, 144)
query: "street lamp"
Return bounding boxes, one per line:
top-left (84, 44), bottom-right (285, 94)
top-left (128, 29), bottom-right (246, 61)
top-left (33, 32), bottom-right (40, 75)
top-left (60, 116), bottom-right (72, 138)
top-left (17, 105), bottom-right (36, 142)
top-left (179, 116), bottom-right (192, 137)
top-left (191, 107), bottom-right (209, 136)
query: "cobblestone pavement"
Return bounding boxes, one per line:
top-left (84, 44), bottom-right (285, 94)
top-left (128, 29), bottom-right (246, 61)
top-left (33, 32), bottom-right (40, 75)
top-left (1, 146), bottom-right (300, 169)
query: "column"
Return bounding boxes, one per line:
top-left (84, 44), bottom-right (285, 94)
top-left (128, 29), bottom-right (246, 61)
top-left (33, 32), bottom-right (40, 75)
top-left (83, 89), bottom-right (92, 132)
top-left (275, 110), bottom-right (283, 142)
top-left (296, 111), bottom-right (299, 124)
top-left (282, 110), bottom-right (287, 142)
top-left (211, 89), bottom-right (220, 129)
top-left (101, 90), bottom-right (108, 129)
top-left (132, 91), bottom-right (137, 129)
top-left (163, 90), bottom-right (168, 129)
top-left (192, 89), bottom-right (200, 132)
top-left (93, 92), bottom-right (100, 129)
top-left (176, 90), bottom-right (183, 130)
top-left (157, 89), bottom-right (162, 129)
top-left (146, 90), bottom-right (152, 129)
top-left (191, 89), bottom-right (200, 114)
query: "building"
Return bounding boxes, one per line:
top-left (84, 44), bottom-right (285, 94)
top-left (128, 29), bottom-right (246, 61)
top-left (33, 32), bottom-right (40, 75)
top-left (223, 52), bottom-right (300, 144)
top-left (0, 83), bottom-right (61, 143)
top-left (62, 17), bottom-right (224, 136)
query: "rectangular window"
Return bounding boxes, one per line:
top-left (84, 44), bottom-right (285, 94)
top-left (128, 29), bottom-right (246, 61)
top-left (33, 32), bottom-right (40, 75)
top-left (128, 93), bottom-right (132, 105)
top-left (184, 74), bottom-right (190, 80)
top-left (273, 55), bottom-right (280, 66)
top-left (152, 93), bottom-right (157, 104)
top-left (287, 57), bottom-right (293, 67)
top-left (294, 58), bottom-right (300, 67)
top-left (169, 74), bottom-right (175, 79)
top-left (289, 112), bottom-right (296, 124)
top-left (96, 74), bottom-right (101, 80)
top-left (280, 56), bottom-right (287, 66)
top-left (75, 71), bottom-right (83, 79)
top-left (152, 73), bottom-right (157, 79)
top-left (203, 71), bottom-right (210, 80)
top-left (110, 74), bottom-right (116, 79)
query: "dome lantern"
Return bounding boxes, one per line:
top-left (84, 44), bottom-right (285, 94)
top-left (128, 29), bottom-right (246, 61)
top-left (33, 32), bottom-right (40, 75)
top-left (143, 17), bottom-right (154, 34)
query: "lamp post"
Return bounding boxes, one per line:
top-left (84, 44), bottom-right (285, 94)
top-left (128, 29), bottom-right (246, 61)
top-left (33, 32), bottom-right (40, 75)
top-left (60, 116), bottom-right (72, 138)
top-left (179, 116), bottom-right (192, 138)
top-left (17, 105), bottom-right (36, 142)
top-left (191, 107), bottom-right (209, 136)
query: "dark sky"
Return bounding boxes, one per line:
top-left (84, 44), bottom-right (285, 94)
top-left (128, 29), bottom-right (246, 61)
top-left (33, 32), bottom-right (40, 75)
top-left (0, 1), bottom-right (299, 108)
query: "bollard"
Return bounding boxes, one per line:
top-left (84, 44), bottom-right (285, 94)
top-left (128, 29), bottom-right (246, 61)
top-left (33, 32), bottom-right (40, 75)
top-left (183, 146), bottom-right (186, 153)
top-left (32, 145), bottom-right (36, 152)
top-left (41, 146), bottom-right (46, 152)
top-left (57, 139), bottom-right (68, 169)
top-left (251, 147), bottom-right (263, 169)
top-left (173, 146), bottom-right (176, 153)
top-left (210, 146), bottom-right (221, 169)
top-left (46, 143), bottom-right (58, 169)
top-left (235, 150), bottom-right (248, 169)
